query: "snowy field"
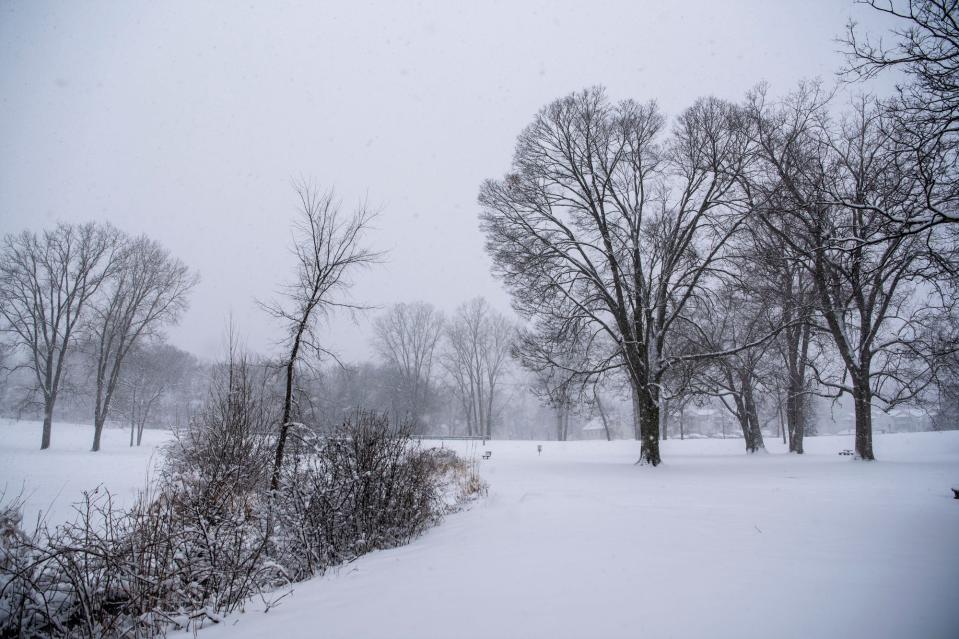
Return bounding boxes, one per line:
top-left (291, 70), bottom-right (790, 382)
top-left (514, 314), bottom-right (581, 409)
top-left (1, 420), bottom-right (958, 639)
top-left (0, 419), bottom-right (170, 526)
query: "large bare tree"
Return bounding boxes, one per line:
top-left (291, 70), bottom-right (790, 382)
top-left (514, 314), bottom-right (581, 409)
top-left (480, 87), bottom-right (753, 465)
top-left (87, 234), bottom-right (196, 451)
top-left (0, 223), bottom-right (117, 449)
top-left (264, 183), bottom-right (380, 490)
top-left (372, 301), bottom-right (444, 430)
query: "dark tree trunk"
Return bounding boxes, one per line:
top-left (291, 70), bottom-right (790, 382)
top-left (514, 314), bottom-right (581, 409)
top-left (41, 399), bottom-right (54, 450)
top-left (272, 324), bottom-right (304, 491)
top-left (92, 395), bottom-right (114, 452)
top-left (853, 380), bottom-right (875, 460)
top-left (92, 412), bottom-right (105, 452)
top-left (730, 393), bottom-right (758, 452)
top-left (786, 376), bottom-right (806, 454)
top-left (787, 390), bottom-right (806, 454)
top-left (776, 387), bottom-right (787, 445)
top-left (636, 384), bottom-right (661, 465)
top-left (743, 385), bottom-right (764, 453)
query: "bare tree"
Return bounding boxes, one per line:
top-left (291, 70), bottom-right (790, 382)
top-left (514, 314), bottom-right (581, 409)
top-left (514, 325), bottom-right (584, 442)
top-left (480, 87), bottom-right (754, 465)
top-left (87, 234), bottom-right (196, 451)
top-left (748, 87), bottom-right (946, 459)
top-left (689, 285), bottom-right (770, 453)
top-left (372, 302), bottom-right (444, 430)
top-left (440, 298), bottom-right (514, 439)
top-left (263, 183), bottom-right (380, 490)
top-left (117, 339), bottom-right (199, 446)
top-left (0, 223), bottom-right (117, 449)
top-left (758, 231), bottom-right (817, 454)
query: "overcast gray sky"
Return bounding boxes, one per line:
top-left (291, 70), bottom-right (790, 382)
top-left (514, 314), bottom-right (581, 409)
top-left (0, 0), bottom-right (897, 362)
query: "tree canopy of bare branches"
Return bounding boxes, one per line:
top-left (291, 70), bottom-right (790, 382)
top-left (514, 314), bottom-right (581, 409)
top-left (480, 87), bottom-right (754, 465)
top-left (0, 223), bottom-right (117, 449)
top-left (440, 298), bottom-right (515, 439)
top-left (372, 301), bottom-right (444, 431)
top-left (842, 1), bottom-right (959, 233)
top-left (87, 234), bottom-right (197, 451)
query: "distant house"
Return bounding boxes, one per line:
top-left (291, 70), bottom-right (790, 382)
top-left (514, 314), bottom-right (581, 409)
top-left (684, 406), bottom-right (717, 436)
top-left (581, 418), bottom-right (607, 440)
top-left (882, 407), bottom-right (931, 433)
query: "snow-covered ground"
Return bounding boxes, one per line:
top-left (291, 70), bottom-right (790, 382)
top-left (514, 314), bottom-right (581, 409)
top-left (0, 418), bottom-right (170, 526)
top-left (1, 420), bottom-right (957, 638)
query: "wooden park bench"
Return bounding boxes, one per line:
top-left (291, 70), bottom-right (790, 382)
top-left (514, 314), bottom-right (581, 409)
top-left (838, 449), bottom-right (854, 456)
top-left (482, 451), bottom-right (492, 460)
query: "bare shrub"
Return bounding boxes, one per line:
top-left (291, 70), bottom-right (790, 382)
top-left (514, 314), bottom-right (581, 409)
top-left (0, 400), bottom-right (482, 638)
top-left (272, 413), bottom-right (479, 579)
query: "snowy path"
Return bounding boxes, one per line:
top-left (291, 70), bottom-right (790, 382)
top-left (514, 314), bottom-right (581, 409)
top-left (196, 434), bottom-right (959, 639)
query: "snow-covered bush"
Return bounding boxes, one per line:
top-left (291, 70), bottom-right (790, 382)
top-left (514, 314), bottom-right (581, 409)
top-left (273, 414), bottom-right (462, 578)
top-left (0, 367), bottom-right (483, 637)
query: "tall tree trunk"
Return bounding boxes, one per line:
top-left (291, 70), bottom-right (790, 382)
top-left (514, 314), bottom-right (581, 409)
top-left (789, 391), bottom-right (806, 454)
top-left (744, 384), bottom-right (765, 453)
top-left (272, 326), bottom-right (304, 491)
top-left (92, 400), bottom-right (107, 452)
top-left (852, 378), bottom-right (875, 460)
top-left (41, 397), bottom-right (54, 450)
top-left (786, 375), bottom-right (805, 454)
top-left (92, 390), bottom-right (115, 452)
top-left (636, 383), bottom-right (661, 465)
top-left (731, 394), bottom-right (753, 449)
top-left (92, 418), bottom-right (105, 452)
